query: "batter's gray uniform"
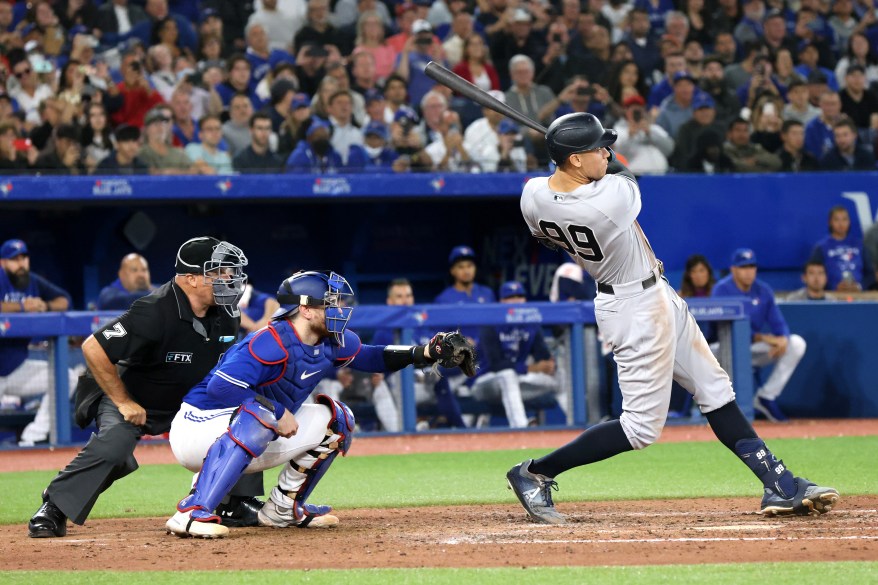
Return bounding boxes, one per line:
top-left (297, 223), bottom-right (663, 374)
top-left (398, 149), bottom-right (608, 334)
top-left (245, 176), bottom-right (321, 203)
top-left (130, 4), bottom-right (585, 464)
top-left (520, 174), bottom-right (735, 449)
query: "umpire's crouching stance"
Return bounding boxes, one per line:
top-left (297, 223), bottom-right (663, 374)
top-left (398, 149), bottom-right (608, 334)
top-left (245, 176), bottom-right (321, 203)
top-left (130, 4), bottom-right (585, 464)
top-left (28, 237), bottom-right (261, 537)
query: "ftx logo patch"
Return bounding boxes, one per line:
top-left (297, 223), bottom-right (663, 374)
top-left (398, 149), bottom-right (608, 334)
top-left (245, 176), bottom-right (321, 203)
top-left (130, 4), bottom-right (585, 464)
top-left (166, 352), bottom-right (193, 364)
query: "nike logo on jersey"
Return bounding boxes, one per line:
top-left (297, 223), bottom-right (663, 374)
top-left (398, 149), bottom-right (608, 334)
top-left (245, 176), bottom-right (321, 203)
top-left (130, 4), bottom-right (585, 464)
top-left (300, 370), bottom-right (321, 381)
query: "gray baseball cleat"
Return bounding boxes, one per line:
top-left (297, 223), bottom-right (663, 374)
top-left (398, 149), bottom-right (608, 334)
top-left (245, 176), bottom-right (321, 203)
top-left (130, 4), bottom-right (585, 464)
top-left (506, 459), bottom-right (567, 524)
top-left (760, 477), bottom-right (840, 517)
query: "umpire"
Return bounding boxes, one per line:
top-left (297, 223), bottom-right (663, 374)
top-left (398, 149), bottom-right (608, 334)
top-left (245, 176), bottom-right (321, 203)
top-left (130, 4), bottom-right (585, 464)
top-left (27, 237), bottom-right (262, 537)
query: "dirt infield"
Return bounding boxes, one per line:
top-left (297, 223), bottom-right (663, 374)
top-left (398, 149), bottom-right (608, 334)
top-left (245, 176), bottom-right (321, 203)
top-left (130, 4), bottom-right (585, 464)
top-left (3, 419), bottom-right (877, 570)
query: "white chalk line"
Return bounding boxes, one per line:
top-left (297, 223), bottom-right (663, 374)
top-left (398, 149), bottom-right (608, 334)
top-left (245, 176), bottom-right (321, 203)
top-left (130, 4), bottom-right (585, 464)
top-left (441, 535), bottom-right (878, 545)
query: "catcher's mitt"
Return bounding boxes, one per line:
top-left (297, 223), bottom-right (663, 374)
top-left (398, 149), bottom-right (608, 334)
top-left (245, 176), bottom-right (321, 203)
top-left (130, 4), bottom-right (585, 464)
top-left (428, 331), bottom-right (477, 377)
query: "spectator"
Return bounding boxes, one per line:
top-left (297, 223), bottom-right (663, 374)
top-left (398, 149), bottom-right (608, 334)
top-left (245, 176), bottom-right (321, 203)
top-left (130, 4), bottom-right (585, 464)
top-left (293, 0), bottom-right (348, 55)
top-left (350, 51), bottom-right (380, 96)
top-left (137, 106), bottom-right (196, 174)
top-left (97, 253), bottom-right (155, 311)
top-left (293, 43), bottom-right (328, 96)
top-left (804, 91), bottom-right (842, 159)
top-left (810, 205), bottom-right (875, 292)
top-left (834, 33), bottom-right (878, 90)
top-left (168, 87), bottom-right (198, 146)
top-left (8, 58), bottom-right (54, 126)
top-left (471, 281), bottom-right (561, 428)
top-left (681, 0), bottom-right (715, 47)
top-left (734, 0), bottom-right (766, 46)
top-left (683, 39), bottom-right (706, 79)
top-left (712, 248), bottom-right (807, 422)
top-left (776, 119), bottom-right (819, 171)
top-left (786, 261), bottom-right (834, 301)
top-left (150, 16), bottom-right (192, 61)
top-left (222, 93), bottom-right (255, 157)
top-left (827, 0), bottom-right (867, 62)
top-left (762, 10), bottom-right (798, 58)
top-left (324, 62), bottom-right (366, 125)
top-left (656, 71), bottom-right (698, 139)
top-left (606, 60), bottom-right (650, 120)
top-left (33, 124), bottom-right (86, 175)
top-left (712, 31), bottom-right (738, 66)
top-left (723, 40), bottom-right (762, 95)
top-left (333, 0), bottom-right (391, 32)
top-left (839, 65), bottom-right (878, 132)
top-left (362, 89), bottom-right (387, 125)
top-left (147, 44), bottom-right (177, 102)
top-left (130, 0), bottom-right (196, 55)
top-left (107, 51), bottom-right (165, 129)
top-left (773, 48), bottom-right (805, 91)
top-left (504, 54), bottom-right (555, 125)
top-left (382, 73), bottom-right (410, 121)
top-left (79, 102), bottom-right (114, 172)
top-left (623, 8), bottom-right (662, 80)
top-left (684, 128), bottom-right (734, 173)
top-left (723, 117), bottom-right (782, 172)
top-left (782, 79), bottom-right (821, 125)
top-left (184, 114), bottom-right (232, 173)
top-left (737, 53), bottom-right (784, 111)
top-left (233, 112), bottom-right (282, 173)
top-left (390, 106), bottom-right (431, 171)
top-left (361, 121), bottom-right (404, 172)
top-left (613, 94), bottom-right (675, 175)
top-left (244, 22), bottom-right (295, 88)
top-left (795, 42), bottom-right (838, 91)
top-left (285, 116), bottom-right (344, 172)
top-left (27, 98), bottom-right (62, 153)
top-left (819, 116), bottom-right (876, 171)
top-left (352, 11), bottom-right (397, 82)
top-left (441, 9), bottom-right (473, 68)
top-left (647, 53), bottom-right (688, 110)
top-left (0, 238), bottom-right (77, 446)
top-left (265, 77), bottom-right (297, 134)
top-left (545, 76), bottom-right (609, 124)
top-left (452, 34), bottom-right (500, 92)
top-left (214, 54), bottom-right (256, 110)
top-left (680, 254), bottom-right (716, 298)
top-left (672, 93), bottom-right (724, 170)
top-left (326, 90), bottom-right (364, 165)
top-left (419, 92), bottom-right (470, 171)
top-left (750, 95), bottom-right (784, 152)
top-left (463, 91), bottom-right (523, 172)
top-left (95, 0), bottom-right (148, 45)
top-left (96, 124), bottom-right (149, 175)
top-left (698, 56), bottom-right (740, 127)
top-left (278, 92), bottom-right (314, 157)
top-left (713, 0), bottom-right (743, 34)
top-left (248, 0), bottom-right (299, 52)
top-left (394, 19), bottom-right (445, 108)
top-left (0, 122), bottom-right (36, 173)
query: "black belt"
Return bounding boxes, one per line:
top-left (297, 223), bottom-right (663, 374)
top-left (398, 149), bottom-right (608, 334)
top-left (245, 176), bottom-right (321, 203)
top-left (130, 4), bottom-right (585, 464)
top-left (597, 272), bottom-right (658, 295)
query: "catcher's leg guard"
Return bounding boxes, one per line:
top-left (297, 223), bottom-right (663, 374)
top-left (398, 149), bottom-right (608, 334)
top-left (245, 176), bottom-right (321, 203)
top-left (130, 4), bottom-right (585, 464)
top-left (167, 398), bottom-right (277, 538)
top-left (259, 394), bottom-right (354, 529)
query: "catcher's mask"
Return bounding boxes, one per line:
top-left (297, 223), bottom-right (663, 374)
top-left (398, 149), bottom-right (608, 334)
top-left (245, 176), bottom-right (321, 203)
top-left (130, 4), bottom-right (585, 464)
top-left (176, 237), bottom-right (249, 317)
top-left (273, 270), bottom-right (354, 347)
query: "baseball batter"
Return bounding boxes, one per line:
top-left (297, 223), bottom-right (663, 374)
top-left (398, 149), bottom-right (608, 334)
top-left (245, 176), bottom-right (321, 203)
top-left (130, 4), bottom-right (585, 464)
top-left (506, 113), bottom-right (839, 523)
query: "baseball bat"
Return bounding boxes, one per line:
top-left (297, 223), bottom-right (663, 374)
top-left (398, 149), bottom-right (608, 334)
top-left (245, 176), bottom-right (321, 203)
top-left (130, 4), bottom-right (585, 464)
top-left (423, 61), bottom-right (548, 134)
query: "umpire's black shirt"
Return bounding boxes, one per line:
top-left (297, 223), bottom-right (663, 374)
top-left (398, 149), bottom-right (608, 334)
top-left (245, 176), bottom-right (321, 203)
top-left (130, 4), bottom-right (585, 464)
top-left (93, 280), bottom-right (239, 412)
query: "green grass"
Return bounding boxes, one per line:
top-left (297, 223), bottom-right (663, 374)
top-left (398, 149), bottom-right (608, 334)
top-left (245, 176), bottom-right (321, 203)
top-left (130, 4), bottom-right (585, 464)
top-left (2, 435), bottom-right (875, 525)
top-left (2, 563), bottom-right (876, 585)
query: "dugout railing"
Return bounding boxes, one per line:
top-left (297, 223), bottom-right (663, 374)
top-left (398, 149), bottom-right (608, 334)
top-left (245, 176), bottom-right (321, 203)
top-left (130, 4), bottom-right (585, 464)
top-left (0, 299), bottom-right (752, 444)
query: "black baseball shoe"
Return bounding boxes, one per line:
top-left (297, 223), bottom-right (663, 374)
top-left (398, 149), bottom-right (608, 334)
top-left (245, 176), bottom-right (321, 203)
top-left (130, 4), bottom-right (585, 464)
top-left (760, 477), bottom-right (839, 517)
top-left (215, 496), bottom-right (264, 527)
top-left (506, 459), bottom-right (566, 524)
top-left (28, 491), bottom-right (67, 538)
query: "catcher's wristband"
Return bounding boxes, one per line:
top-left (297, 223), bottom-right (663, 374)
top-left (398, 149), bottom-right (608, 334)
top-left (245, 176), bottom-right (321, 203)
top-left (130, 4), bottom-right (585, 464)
top-left (382, 345), bottom-right (435, 371)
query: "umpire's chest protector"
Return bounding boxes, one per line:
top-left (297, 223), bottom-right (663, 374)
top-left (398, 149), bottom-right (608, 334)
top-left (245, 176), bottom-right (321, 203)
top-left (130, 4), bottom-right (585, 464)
top-left (249, 322), bottom-right (360, 413)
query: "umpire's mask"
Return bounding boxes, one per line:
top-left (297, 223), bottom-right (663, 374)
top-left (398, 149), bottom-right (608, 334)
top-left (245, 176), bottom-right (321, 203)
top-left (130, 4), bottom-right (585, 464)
top-left (176, 237), bottom-right (249, 317)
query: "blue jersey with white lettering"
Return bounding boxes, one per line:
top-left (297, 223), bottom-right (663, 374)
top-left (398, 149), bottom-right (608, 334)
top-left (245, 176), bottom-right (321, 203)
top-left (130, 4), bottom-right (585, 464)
top-left (182, 320), bottom-right (385, 417)
top-left (478, 324), bottom-right (550, 375)
top-left (810, 234), bottom-right (874, 290)
top-left (0, 271), bottom-right (71, 375)
top-left (434, 284), bottom-right (496, 343)
top-left (712, 275), bottom-right (789, 338)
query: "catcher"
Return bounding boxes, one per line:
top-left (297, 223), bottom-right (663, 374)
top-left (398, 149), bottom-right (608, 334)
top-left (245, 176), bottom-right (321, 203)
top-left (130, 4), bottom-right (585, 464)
top-left (165, 270), bottom-right (475, 538)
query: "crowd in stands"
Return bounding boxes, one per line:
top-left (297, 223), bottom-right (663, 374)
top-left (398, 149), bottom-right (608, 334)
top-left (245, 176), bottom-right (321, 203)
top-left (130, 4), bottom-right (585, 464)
top-left (0, 0), bottom-right (875, 175)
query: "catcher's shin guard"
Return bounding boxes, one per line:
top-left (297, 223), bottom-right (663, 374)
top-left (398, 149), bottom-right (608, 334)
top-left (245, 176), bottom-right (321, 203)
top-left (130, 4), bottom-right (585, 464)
top-left (175, 398), bottom-right (278, 525)
top-left (261, 395), bottom-right (353, 528)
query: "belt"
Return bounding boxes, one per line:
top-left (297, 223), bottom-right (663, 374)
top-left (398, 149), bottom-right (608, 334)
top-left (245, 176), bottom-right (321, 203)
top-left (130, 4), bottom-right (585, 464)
top-left (597, 264), bottom-right (663, 296)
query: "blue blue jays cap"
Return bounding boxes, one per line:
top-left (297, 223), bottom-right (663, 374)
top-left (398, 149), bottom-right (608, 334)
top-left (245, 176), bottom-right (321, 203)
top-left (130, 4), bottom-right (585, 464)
top-left (499, 280), bottom-right (526, 299)
top-left (692, 93), bottom-right (716, 110)
top-left (731, 248), bottom-right (758, 267)
top-left (1, 239), bottom-right (28, 259)
top-left (292, 93), bottom-right (311, 109)
top-left (364, 88), bottom-right (384, 104)
top-left (672, 71), bottom-right (696, 85)
top-left (394, 106), bottom-right (418, 124)
top-left (448, 245), bottom-right (476, 266)
top-left (306, 117), bottom-right (332, 137)
top-left (498, 119), bottom-right (519, 134)
top-left (364, 121), bottom-right (388, 139)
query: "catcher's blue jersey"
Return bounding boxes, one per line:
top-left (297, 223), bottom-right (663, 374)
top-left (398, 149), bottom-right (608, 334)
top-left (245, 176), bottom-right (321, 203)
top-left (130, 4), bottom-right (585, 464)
top-left (182, 320), bottom-right (363, 417)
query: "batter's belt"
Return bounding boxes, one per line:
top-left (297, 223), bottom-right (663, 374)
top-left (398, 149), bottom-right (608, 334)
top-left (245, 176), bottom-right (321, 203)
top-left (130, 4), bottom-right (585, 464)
top-left (597, 262), bottom-right (664, 296)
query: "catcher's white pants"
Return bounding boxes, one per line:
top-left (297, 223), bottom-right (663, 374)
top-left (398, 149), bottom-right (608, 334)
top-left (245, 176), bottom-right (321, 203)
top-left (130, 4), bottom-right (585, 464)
top-left (471, 370), bottom-right (560, 428)
top-left (170, 402), bottom-right (337, 475)
top-left (709, 335), bottom-right (806, 401)
top-left (595, 279), bottom-right (735, 450)
top-left (0, 359), bottom-right (80, 444)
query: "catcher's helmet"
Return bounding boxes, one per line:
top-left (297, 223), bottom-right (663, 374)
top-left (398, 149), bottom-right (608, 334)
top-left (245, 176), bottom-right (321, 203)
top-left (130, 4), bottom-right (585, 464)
top-left (545, 113), bottom-right (617, 165)
top-left (273, 271), bottom-right (354, 346)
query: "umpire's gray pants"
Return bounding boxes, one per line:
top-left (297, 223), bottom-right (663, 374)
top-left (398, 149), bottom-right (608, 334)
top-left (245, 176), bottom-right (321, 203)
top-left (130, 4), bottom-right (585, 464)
top-left (45, 395), bottom-right (262, 525)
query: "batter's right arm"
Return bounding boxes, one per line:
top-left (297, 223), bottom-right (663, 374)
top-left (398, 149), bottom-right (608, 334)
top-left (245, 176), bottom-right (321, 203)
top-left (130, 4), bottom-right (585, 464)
top-left (82, 336), bottom-right (146, 426)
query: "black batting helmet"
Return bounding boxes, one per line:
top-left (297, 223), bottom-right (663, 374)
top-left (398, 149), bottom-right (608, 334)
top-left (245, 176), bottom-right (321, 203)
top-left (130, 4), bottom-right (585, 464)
top-left (545, 113), bottom-right (617, 165)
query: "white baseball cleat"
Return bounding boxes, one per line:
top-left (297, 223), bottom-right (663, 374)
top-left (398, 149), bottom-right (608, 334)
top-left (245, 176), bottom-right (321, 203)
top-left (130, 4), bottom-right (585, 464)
top-left (165, 510), bottom-right (230, 538)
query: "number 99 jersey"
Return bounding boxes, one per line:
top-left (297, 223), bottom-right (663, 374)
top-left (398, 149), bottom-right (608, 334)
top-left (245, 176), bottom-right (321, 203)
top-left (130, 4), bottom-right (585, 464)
top-left (520, 174), bottom-right (657, 286)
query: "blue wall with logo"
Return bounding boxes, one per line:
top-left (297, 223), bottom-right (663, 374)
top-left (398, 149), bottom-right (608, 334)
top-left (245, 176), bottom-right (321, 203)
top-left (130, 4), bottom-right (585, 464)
top-left (1, 172), bottom-right (876, 307)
